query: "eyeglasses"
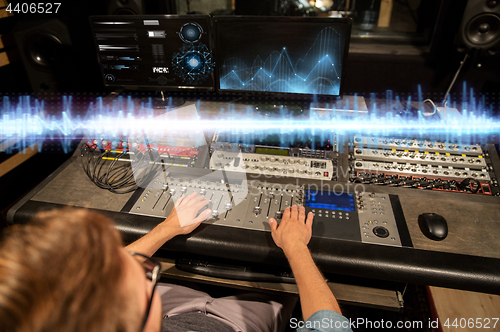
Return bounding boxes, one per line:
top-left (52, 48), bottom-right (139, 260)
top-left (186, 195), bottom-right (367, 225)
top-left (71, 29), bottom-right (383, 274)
top-left (130, 252), bottom-right (161, 332)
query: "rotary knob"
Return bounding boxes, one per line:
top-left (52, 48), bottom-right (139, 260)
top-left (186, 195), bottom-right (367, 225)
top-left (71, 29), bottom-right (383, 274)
top-left (373, 226), bottom-right (390, 238)
top-left (278, 158), bottom-right (284, 163)
top-left (261, 156), bottom-right (269, 161)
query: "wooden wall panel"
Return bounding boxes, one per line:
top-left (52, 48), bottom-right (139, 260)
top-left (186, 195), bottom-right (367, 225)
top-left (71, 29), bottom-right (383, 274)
top-left (377, 0), bottom-right (393, 28)
top-left (0, 8), bottom-right (14, 18)
top-left (0, 51), bottom-right (9, 67)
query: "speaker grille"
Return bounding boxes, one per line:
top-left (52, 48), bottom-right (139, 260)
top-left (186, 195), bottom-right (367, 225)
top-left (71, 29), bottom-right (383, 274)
top-left (458, 0), bottom-right (500, 52)
top-left (25, 34), bottom-right (63, 69)
top-left (466, 13), bottom-right (500, 47)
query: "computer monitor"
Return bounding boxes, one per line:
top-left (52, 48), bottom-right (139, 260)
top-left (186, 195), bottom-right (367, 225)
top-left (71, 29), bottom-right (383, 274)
top-left (214, 16), bottom-right (352, 99)
top-left (89, 15), bottom-right (215, 92)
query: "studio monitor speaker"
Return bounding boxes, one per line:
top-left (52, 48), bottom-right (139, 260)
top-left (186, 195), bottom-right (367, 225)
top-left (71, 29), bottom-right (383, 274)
top-left (457, 0), bottom-right (500, 53)
top-left (13, 18), bottom-right (73, 93)
top-left (106, 0), bottom-right (145, 15)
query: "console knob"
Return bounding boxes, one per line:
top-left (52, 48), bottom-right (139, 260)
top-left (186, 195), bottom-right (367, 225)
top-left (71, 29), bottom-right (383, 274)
top-left (373, 226), bottom-right (390, 238)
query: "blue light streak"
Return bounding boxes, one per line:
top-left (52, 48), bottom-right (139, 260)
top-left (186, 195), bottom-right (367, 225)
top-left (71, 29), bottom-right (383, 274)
top-left (0, 89), bottom-right (499, 154)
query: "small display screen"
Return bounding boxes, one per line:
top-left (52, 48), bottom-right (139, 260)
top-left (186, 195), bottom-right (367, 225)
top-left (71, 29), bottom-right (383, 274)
top-left (305, 190), bottom-right (355, 211)
top-left (255, 147), bottom-right (289, 156)
top-left (311, 161), bottom-right (326, 169)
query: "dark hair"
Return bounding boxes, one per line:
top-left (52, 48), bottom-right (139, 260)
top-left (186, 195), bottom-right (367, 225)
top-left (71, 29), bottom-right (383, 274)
top-left (0, 208), bottom-right (141, 332)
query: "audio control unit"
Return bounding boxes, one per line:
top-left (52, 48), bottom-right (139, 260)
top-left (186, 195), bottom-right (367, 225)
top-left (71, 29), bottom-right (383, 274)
top-left (210, 151), bottom-right (335, 180)
top-left (126, 174), bottom-right (411, 248)
top-left (350, 135), bottom-right (497, 195)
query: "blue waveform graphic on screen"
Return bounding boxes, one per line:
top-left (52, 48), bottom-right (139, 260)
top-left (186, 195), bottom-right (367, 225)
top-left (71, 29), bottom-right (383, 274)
top-left (220, 27), bottom-right (342, 95)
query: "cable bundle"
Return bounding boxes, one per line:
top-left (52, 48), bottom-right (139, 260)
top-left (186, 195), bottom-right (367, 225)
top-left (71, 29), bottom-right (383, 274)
top-left (80, 143), bottom-right (162, 194)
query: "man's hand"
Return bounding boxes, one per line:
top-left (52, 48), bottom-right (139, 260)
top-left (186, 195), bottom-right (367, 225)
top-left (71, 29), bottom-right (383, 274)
top-left (270, 205), bottom-right (342, 319)
top-left (161, 192), bottom-right (212, 236)
top-left (125, 192), bottom-right (211, 256)
top-left (269, 205), bottom-right (313, 254)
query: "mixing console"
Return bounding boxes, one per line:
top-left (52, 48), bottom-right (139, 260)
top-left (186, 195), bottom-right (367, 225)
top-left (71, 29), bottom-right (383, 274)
top-left (127, 173), bottom-right (409, 247)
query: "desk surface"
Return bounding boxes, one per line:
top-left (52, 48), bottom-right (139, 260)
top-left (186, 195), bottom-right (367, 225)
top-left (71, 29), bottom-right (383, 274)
top-left (7, 100), bottom-right (500, 295)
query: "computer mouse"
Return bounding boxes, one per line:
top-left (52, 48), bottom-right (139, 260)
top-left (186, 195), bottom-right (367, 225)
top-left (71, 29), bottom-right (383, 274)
top-left (418, 213), bottom-right (448, 241)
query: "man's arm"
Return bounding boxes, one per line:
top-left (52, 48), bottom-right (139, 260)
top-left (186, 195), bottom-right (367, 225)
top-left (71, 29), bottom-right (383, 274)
top-left (126, 192), bottom-right (211, 257)
top-left (269, 205), bottom-right (342, 321)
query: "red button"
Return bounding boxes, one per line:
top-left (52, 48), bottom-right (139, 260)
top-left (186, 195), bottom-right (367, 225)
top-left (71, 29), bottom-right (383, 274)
top-left (324, 172), bottom-right (329, 177)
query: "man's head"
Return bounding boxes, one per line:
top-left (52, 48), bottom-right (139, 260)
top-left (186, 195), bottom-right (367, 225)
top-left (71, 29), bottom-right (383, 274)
top-left (0, 208), bottom-right (160, 332)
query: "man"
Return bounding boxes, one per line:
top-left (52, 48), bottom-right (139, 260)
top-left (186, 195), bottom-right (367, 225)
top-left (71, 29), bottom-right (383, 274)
top-left (0, 192), bottom-right (352, 332)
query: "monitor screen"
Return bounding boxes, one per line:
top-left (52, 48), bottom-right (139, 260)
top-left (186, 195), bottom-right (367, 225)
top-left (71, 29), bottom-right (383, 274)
top-left (90, 15), bottom-right (215, 90)
top-left (305, 190), bottom-right (355, 211)
top-left (214, 16), bottom-right (351, 97)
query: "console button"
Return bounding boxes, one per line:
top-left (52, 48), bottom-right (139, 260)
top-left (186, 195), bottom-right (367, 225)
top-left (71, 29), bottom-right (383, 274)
top-left (373, 226), bottom-right (390, 238)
